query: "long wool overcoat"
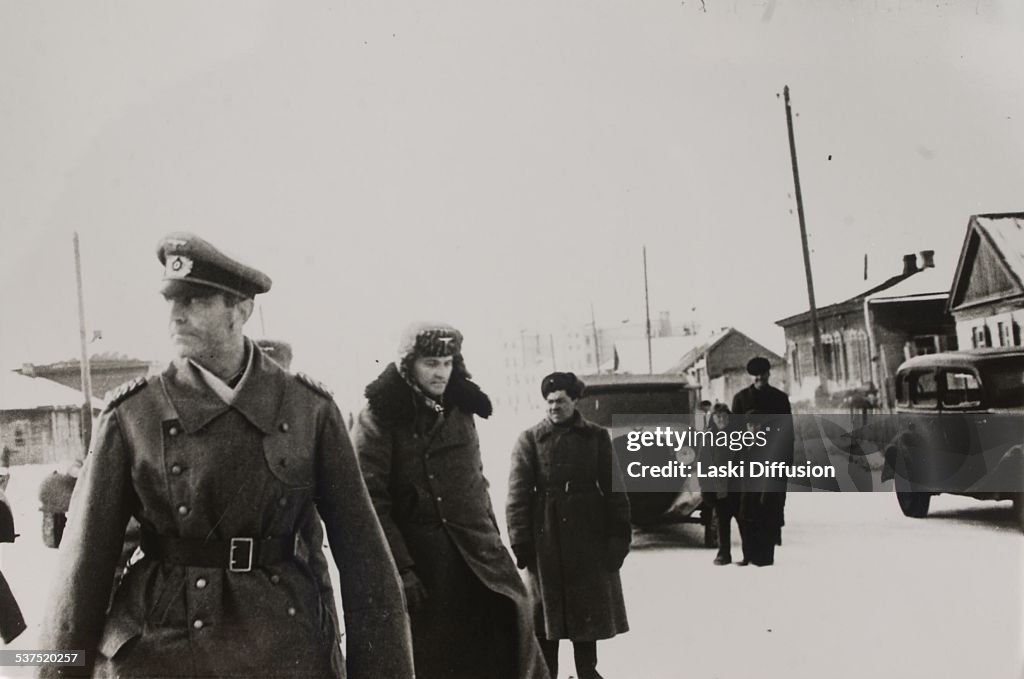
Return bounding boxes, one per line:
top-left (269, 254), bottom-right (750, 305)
top-left (730, 383), bottom-right (795, 528)
top-left (506, 415), bottom-right (631, 641)
top-left (38, 343), bottom-right (413, 678)
top-left (352, 364), bottom-right (549, 679)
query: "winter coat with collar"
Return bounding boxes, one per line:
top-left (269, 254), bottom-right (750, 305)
top-left (351, 363), bottom-right (550, 679)
top-left (38, 342), bottom-right (413, 679)
top-left (506, 413), bottom-right (631, 641)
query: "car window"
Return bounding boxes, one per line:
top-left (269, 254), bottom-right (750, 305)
top-left (909, 371), bottom-right (938, 408)
top-left (577, 389), bottom-right (692, 426)
top-left (941, 370), bottom-right (983, 408)
top-left (981, 360), bottom-right (1024, 408)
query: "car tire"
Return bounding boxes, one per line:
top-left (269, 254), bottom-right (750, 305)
top-left (895, 478), bottom-right (931, 518)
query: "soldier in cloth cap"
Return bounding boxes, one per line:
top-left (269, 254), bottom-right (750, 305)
top-left (730, 356), bottom-right (794, 566)
top-left (506, 372), bottom-right (631, 679)
top-left (352, 323), bottom-right (550, 679)
top-left (39, 233), bottom-right (413, 678)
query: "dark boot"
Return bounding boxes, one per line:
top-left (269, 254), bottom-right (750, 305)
top-left (573, 641), bottom-right (603, 679)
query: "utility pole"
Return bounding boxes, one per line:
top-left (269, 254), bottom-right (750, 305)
top-left (73, 232), bottom-right (94, 450)
top-left (643, 246), bottom-right (653, 374)
top-left (590, 302), bottom-right (602, 373)
top-left (784, 86), bottom-right (828, 385)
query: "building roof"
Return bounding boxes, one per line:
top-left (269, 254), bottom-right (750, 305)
top-left (864, 265), bottom-right (952, 304)
top-left (599, 335), bottom-right (705, 374)
top-left (0, 371), bottom-right (106, 410)
top-left (667, 327), bottom-right (785, 374)
top-left (776, 253), bottom-right (951, 327)
top-left (948, 212), bottom-right (1024, 312)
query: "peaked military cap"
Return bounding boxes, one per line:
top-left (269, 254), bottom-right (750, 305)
top-left (157, 232), bottom-right (272, 299)
top-left (541, 371), bottom-right (585, 399)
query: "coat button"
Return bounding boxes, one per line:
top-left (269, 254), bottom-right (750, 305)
top-left (169, 426), bottom-right (180, 436)
top-left (270, 574), bottom-right (281, 584)
top-left (287, 607), bottom-right (296, 617)
top-left (278, 497), bottom-right (287, 507)
top-left (177, 504), bottom-right (190, 516)
top-left (195, 578), bottom-right (207, 589)
top-left (170, 464), bottom-right (183, 475)
top-left (436, 497), bottom-right (443, 502)
top-left (441, 518), bottom-right (449, 524)
top-left (193, 619), bottom-right (204, 630)
top-left (279, 422), bottom-right (290, 433)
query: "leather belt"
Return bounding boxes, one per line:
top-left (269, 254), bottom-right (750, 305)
top-left (141, 530), bottom-right (297, 573)
top-left (540, 480), bottom-right (600, 495)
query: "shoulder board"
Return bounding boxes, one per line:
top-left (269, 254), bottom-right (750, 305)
top-left (296, 372), bottom-right (334, 399)
top-left (105, 377), bottom-right (148, 409)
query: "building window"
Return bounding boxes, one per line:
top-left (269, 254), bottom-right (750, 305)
top-left (999, 322), bottom-right (1012, 347)
top-left (913, 336), bottom-right (938, 356)
top-left (13, 426), bottom-right (25, 448)
top-left (971, 325), bottom-right (990, 349)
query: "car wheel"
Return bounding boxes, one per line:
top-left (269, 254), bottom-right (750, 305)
top-left (895, 478), bottom-right (931, 518)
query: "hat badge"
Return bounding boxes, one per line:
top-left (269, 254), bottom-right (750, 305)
top-left (166, 255), bottom-right (194, 279)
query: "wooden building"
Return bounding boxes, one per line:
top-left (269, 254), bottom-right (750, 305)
top-left (948, 212), bottom-right (1024, 350)
top-left (776, 252), bottom-right (956, 409)
top-left (667, 327), bottom-right (785, 406)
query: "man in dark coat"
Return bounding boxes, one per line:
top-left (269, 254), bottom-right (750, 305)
top-left (507, 372), bottom-right (631, 679)
top-left (352, 323), bottom-right (550, 679)
top-left (38, 233), bottom-right (413, 678)
top-left (731, 356), bottom-right (794, 567)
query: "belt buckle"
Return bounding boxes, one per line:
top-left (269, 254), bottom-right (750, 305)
top-left (229, 537), bottom-right (254, 573)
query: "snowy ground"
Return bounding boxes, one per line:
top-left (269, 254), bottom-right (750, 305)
top-left (2, 413), bottom-right (1021, 678)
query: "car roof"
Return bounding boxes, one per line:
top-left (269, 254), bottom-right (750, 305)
top-left (897, 348), bottom-right (1024, 373)
top-left (579, 373), bottom-right (697, 393)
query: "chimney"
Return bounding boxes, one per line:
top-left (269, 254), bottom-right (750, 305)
top-left (902, 253), bottom-right (918, 275)
top-left (918, 250), bottom-right (935, 269)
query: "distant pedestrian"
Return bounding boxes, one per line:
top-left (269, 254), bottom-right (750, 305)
top-left (507, 372), bottom-right (631, 679)
top-left (730, 357), bottom-right (794, 567)
top-left (697, 404), bottom-right (744, 565)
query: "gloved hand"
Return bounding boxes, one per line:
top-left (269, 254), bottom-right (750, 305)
top-left (511, 542), bottom-right (536, 570)
top-left (605, 538), bottom-right (630, 572)
top-left (400, 569), bottom-right (429, 613)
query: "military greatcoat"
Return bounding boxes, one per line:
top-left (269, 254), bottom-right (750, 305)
top-left (352, 364), bottom-right (550, 679)
top-left (38, 343), bottom-right (413, 678)
top-left (506, 415), bottom-right (631, 641)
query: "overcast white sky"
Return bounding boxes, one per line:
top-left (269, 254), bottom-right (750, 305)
top-left (2, 0), bottom-right (1022, 410)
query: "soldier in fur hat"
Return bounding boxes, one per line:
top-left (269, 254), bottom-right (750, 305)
top-left (352, 322), bottom-right (550, 679)
top-left (506, 372), bottom-right (631, 679)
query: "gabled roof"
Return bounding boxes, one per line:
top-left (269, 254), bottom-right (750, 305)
top-left (948, 212), bottom-right (1024, 313)
top-left (667, 327), bottom-right (784, 375)
top-left (0, 371), bottom-right (106, 410)
top-left (599, 336), bottom-right (705, 374)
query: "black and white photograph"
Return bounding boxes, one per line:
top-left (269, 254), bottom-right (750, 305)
top-left (1, 2), bottom-right (1022, 678)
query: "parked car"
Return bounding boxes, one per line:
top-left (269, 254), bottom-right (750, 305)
top-left (575, 374), bottom-right (716, 546)
top-left (885, 349), bottom-right (1024, 532)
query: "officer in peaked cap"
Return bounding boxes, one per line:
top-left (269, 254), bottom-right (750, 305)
top-left (158, 232), bottom-right (272, 299)
top-left (40, 233), bottom-right (413, 678)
